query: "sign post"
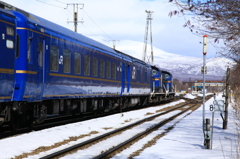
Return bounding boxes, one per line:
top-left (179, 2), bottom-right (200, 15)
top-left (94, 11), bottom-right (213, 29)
top-left (209, 100), bottom-right (225, 149)
top-left (202, 35), bottom-right (208, 148)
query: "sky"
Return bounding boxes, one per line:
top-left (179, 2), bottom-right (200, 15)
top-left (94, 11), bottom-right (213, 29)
top-left (0, 93), bottom-right (236, 158)
top-left (4, 0), bottom-right (218, 58)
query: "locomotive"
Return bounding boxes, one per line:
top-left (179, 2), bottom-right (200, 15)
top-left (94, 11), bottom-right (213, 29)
top-left (0, 1), bottom-right (174, 130)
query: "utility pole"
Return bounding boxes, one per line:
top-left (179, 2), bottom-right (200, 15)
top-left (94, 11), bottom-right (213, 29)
top-left (223, 67), bottom-right (230, 129)
top-left (65, 3), bottom-right (84, 32)
top-left (143, 10), bottom-right (154, 65)
top-left (109, 40), bottom-right (119, 49)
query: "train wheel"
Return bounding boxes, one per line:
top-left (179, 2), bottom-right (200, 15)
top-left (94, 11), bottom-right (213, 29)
top-left (10, 112), bottom-right (20, 130)
top-left (122, 99), bottom-right (129, 110)
top-left (105, 100), bottom-right (112, 113)
top-left (92, 99), bottom-right (98, 116)
top-left (98, 99), bottom-right (104, 115)
top-left (34, 104), bottom-right (47, 124)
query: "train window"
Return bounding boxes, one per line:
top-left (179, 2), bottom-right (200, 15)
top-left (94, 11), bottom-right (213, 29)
top-left (100, 59), bottom-right (105, 78)
top-left (112, 63), bottom-right (116, 79)
top-left (165, 74), bottom-right (169, 79)
top-left (92, 57), bottom-right (98, 77)
top-left (132, 66), bottom-right (136, 79)
top-left (63, 49), bottom-right (71, 73)
top-left (38, 42), bottom-right (43, 67)
top-left (6, 27), bottom-right (14, 36)
top-left (6, 39), bottom-right (14, 49)
top-left (50, 45), bottom-right (59, 72)
top-left (106, 61), bottom-right (111, 79)
top-left (145, 71), bottom-right (147, 83)
top-left (27, 38), bottom-right (32, 63)
top-left (74, 52), bottom-right (81, 74)
top-left (84, 55), bottom-right (90, 76)
top-left (137, 70), bottom-right (140, 82)
top-left (152, 70), bottom-right (157, 75)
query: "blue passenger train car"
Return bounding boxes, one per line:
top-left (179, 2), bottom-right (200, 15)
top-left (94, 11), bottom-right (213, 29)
top-left (0, 1), bottom-right (173, 129)
top-left (0, 7), bottom-right (16, 126)
top-left (0, 8), bottom-right (15, 102)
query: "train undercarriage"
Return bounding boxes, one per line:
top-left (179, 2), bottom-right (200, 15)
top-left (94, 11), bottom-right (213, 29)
top-left (0, 93), bottom-right (174, 130)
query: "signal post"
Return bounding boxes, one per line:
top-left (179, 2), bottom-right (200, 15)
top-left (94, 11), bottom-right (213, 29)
top-left (202, 35), bottom-right (211, 149)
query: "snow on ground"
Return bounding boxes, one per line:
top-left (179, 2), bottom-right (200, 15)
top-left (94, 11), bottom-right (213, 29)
top-left (129, 93), bottom-right (236, 159)
top-left (0, 93), bottom-right (237, 159)
top-left (0, 100), bottom-right (185, 159)
top-left (184, 93), bottom-right (196, 99)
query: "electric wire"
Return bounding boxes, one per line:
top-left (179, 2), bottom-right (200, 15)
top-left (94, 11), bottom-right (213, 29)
top-left (36, 0), bottom-right (114, 41)
top-left (82, 9), bottom-right (113, 41)
top-left (65, 8), bottom-right (73, 15)
top-left (55, 0), bottom-right (66, 5)
top-left (36, 0), bottom-right (64, 9)
top-left (82, 23), bottom-right (99, 37)
top-left (63, 8), bottom-right (70, 20)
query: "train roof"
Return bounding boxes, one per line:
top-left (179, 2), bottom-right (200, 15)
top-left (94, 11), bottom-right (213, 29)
top-left (0, 1), bottom-right (151, 68)
top-left (161, 70), bottom-right (172, 75)
top-left (30, 15), bottom-right (118, 56)
top-left (151, 65), bottom-right (172, 75)
top-left (0, 7), bottom-right (15, 17)
top-left (114, 49), bottom-right (150, 66)
top-left (151, 65), bottom-right (160, 70)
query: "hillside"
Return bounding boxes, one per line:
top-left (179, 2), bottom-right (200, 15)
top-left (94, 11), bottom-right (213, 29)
top-left (90, 36), bottom-right (234, 81)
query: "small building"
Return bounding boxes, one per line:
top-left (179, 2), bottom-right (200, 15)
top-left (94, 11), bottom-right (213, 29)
top-left (193, 80), bottom-right (225, 92)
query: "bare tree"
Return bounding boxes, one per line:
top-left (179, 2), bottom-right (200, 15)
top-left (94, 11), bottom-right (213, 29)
top-left (169, 0), bottom-right (240, 62)
top-left (173, 78), bottom-right (182, 92)
top-left (230, 63), bottom-right (240, 96)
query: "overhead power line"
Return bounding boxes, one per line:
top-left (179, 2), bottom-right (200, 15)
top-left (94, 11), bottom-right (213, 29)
top-left (36, 0), bottom-right (63, 8)
top-left (82, 23), bottom-right (98, 37)
top-left (36, 0), bottom-right (114, 43)
top-left (55, 0), bottom-right (66, 4)
top-left (82, 9), bottom-right (113, 41)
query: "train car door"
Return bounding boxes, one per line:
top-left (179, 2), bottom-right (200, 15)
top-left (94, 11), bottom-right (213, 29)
top-left (36, 37), bottom-right (45, 100)
top-left (121, 62), bottom-right (131, 94)
top-left (121, 62), bottom-right (125, 95)
top-left (0, 11), bottom-right (16, 101)
top-left (126, 65), bottom-right (130, 93)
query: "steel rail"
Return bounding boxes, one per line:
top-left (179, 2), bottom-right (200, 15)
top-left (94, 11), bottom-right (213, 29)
top-left (0, 99), bottom-right (181, 139)
top-left (40, 101), bottom-right (193, 159)
top-left (93, 102), bottom-right (200, 159)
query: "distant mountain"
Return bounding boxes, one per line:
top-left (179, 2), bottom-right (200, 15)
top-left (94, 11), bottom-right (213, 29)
top-left (89, 36), bottom-right (235, 81)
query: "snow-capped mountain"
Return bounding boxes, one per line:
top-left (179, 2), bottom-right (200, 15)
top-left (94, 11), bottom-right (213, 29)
top-left (89, 36), bottom-right (234, 81)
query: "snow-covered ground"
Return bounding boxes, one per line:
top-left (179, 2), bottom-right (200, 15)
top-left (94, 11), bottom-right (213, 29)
top-left (184, 93), bottom-right (196, 99)
top-left (0, 93), bottom-right (236, 159)
top-left (130, 93), bottom-right (237, 159)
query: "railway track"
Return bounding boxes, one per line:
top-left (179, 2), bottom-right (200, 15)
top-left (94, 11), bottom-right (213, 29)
top-left (38, 98), bottom-right (206, 159)
top-left (1, 95), bottom-right (213, 159)
top-left (0, 99), bottom-right (181, 139)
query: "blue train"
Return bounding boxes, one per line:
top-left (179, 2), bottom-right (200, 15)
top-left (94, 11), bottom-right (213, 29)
top-left (0, 1), bottom-right (174, 129)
